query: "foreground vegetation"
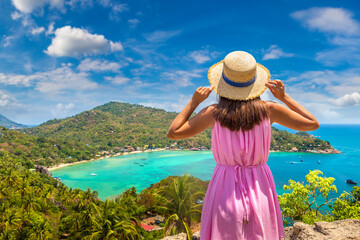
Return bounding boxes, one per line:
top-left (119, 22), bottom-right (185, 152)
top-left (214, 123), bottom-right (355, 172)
top-left (22, 102), bottom-right (336, 152)
top-left (0, 154), bottom-right (207, 239)
top-left (1, 152), bottom-right (359, 239)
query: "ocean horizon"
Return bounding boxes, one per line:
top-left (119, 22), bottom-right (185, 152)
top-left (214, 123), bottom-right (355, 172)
top-left (51, 124), bottom-right (360, 201)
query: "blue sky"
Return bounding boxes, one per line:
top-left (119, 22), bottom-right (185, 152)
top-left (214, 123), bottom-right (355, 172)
top-left (1, 0), bottom-right (360, 125)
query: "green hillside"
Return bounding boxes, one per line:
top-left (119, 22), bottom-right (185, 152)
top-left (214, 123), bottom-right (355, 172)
top-left (0, 127), bottom-right (96, 167)
top-left (0, 113), bottom-right (27, 129)
top-left (22, 101), bottom-right (337, 153)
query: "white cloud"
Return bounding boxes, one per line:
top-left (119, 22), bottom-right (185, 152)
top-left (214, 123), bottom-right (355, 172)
top-left (11, 11), bottom-right (22, 20)
top-left (51, 103), bottom-right (75, 117)
top-left (162, 70), bottom-right (203, 87)
top-left (11, 0), bottom-right (64, 13)
top-left (144, 30), bottom-right (181, 42)
top-left (77, 58), bottom-right (124, 72)
top-left (188, 50), bottom-right (211, 64)
top-left (46, 22), bottom-right (55, 35)
top-left (104, 76), bottom-right (130, 85)
top-left (128, 19), bottom-right (140, 28)
top-left (2, 36), bottom-right (15, 47)
top-left (315, 47), bottom-right (360, 66)
top-left (45, 26), bottom-right (123, 57)
top-left (291, 7), bottom-right (360, 36)
top-left (31, 27), bottom-right (45, 35)
top-left (333, 92), bottom-right (360, 106)
top-left (263, 45), bottom-right (294, 60)
top-left (0, 64), bottom-right (98, 93)
top-left (0, 91), bottom-right (19, 107)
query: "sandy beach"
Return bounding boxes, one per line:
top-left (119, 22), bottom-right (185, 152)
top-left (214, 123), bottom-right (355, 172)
top-left (48, 148), bottom-right (168, 171)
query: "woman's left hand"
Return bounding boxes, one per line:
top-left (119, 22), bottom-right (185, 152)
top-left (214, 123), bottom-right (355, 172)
top-left (192, 86), bottom-right (215, 104)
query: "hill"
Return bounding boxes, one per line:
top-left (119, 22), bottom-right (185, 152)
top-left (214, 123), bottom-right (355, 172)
top-left (0, 126), bottom-right (96, 167)
top-left (0, 113), bottom-right (27, 129)
top-left (22, 101), bottom-right (337, 153)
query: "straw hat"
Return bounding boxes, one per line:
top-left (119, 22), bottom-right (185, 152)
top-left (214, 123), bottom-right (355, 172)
top-left (208, 51), bottom-right (270, 100)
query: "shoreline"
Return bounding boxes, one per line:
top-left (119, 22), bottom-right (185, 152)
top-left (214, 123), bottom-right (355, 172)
top-left (48, 148), bottom-right (169, 171)
top-left (48, 147), bottom-right (340, 171)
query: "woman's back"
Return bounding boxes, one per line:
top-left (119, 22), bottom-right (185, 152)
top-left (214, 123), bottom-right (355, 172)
top-left (200, 118), bottom-right (285, 240)
top-left (212, 118), bottom-right (271, 166)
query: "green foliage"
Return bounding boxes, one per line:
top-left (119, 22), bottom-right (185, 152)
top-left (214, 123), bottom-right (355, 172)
top-left (0, 127), bottom-right (96, 167)
top-left (331, 186), bottom-right (360, 220)
top-left (271, 126), bottom-right (334, 152)
top-left (278, 170), bottom-right (337, 225)
top-left (21, 102), bottom-right (333, 152)
top-left (154, 174), bottom-right (205, 239)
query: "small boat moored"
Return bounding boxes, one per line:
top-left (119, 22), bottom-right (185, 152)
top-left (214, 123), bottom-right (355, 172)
top-left (345, 179), bottom-right (357, 185)
top-left (90, 173), bottom-right (98, 176)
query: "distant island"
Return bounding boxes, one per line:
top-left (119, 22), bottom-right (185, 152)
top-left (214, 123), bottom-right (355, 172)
top-left (16, 102), bottom-right (338, 160)
top-left (0, 113), bottom-right (27, 129)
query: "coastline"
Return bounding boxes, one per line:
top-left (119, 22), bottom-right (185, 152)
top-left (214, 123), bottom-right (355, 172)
top-left (48, 148), bottom-right (168, 171)
top-left (48, 147), bottom-right (340, 172)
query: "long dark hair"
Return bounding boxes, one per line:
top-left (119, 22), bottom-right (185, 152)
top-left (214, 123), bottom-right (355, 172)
top-left (212, 96), bottom-right (268, 131)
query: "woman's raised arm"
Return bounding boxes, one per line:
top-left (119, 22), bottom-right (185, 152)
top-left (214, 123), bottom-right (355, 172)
top-left (265, 80), bottom-right (319, 131)
top-left (167, 86), bottom-right (215, 140)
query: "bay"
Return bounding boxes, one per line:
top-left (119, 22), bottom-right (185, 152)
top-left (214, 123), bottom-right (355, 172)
top-left (51, 124), bottom-right (360, 200)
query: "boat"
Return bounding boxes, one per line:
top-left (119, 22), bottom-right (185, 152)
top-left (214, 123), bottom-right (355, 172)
top-left (345, 179), bottom-right (357, 185)
top-left (290, 161), bottom-right (294, 164)
top-left (317, 161), bottom-right (321, 164)
top-left (90, 173), bottom-right (98, 176)
top-left (139, 164), bottom-right (144, 167)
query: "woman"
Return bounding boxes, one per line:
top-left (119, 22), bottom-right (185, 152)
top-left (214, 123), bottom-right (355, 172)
top-left (167, 51), bottom-right (319, 240)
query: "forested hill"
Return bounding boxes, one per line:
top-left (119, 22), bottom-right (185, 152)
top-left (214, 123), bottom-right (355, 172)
top-left (22, 101), bottom-right (337, 153)
top-left (0, 113), bottom-right (27, 129)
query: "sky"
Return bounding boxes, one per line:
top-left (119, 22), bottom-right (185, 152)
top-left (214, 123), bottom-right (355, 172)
top-left (1, 0), bottom-right (360, 125)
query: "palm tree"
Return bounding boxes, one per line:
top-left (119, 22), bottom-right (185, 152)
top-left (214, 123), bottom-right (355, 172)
top-left (156, 174), bottom-right (205, 240)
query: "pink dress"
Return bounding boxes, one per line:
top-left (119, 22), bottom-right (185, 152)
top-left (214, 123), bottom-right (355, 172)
top-left (200, 119), bottom-right (285, 240)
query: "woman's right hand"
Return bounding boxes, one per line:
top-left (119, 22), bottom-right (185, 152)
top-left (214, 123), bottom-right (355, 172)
top-left (192, 86), bottom-right (214, 105)
top-left (265, 80), bottom-right (286, 101)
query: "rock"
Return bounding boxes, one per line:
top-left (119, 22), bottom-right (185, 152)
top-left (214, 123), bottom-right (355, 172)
top-left (161, 232), bottom-right (187, 240)
top-left (160, 231), bottom-right (200, 240)
top-left (284, 219), bottom-right (360, 240)
top-left (192, 231), bottom-right (200, 240)
top-left (34, 165), bottom-right (52, 177)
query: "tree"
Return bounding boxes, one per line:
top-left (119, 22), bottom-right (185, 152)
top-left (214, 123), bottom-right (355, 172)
top-left (155, 174), bottom-right (204, 240)
top-left (331, 186), bottom-right (360, 220)
top-left (278, 170), bottom-right (337, 225)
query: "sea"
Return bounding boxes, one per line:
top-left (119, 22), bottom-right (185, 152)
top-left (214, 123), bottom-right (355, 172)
top-left (51, 124), bottom-right (360, 201)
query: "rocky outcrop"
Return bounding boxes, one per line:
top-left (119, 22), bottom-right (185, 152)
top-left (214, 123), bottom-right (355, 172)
top-left (34, 165), bottom-right (52, 177)
top-left (284, 219), bottom-right (360, 240)
top-left (160, 231), bottom-right (200, 240)
top-left (161, 220), bottom-right (360, 240)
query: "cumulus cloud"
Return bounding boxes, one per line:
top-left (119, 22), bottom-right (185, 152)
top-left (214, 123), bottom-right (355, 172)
top-left (291, 7), bottom-right (360, 36)
top-left (45, 26), bottom-right (123, 57)
top-left (144, 30), bottom-right (181, 42)
top-left (77, 58), bottom-right (125, 72)
top-left (263, 45), bottom-right (294, 60)
top-left (11, 0), bottom-right (64, 13)
top-left (104, 76), bottom-right (130, 85)
top-left (162, 70), bottom-right (203, 87)
top-left (333, 92), bottom-right (360, 106)
top-left (51, 103), bottom-right (75, 117)
top-left (0, 64), bottom-right (98, 93)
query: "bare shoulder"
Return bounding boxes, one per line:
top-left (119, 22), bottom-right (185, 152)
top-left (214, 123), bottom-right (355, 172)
top-left (263, 101), bottom-right (283, 124)
top-left (199, 104), bottom-right (217, 128)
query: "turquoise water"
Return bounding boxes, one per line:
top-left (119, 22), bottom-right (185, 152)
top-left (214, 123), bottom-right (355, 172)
top-left (51, 124), bottom-right (360, 200)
